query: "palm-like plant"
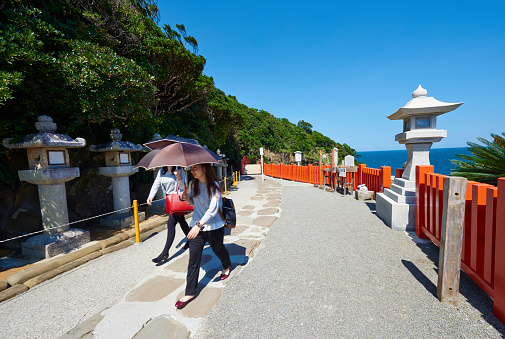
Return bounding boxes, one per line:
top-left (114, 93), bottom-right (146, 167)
top-left (451, 132), bottom-right (505, 185)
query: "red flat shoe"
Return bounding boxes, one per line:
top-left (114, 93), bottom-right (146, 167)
top-left (175, 295), bottom-right (196, 309)
top-left (220, 265), bottom-right (232, 281)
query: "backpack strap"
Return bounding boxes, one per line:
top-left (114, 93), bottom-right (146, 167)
top-left (218, 197), bottom-right (227, 226)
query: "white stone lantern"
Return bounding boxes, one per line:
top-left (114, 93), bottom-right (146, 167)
top-left (2, 115), bottom-right (88, 258)
top-left (376, 85), bottom-right (463, 231)
top-left (387, 85), bottom-right (463, 180)
top-left (89, 129), bottom-right (144, 228)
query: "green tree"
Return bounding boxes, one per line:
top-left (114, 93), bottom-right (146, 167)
top-left (451, 132), bottom-right (505, 185)
top-left (297, 120), bottom-right (313, 134)
top-left (0, 0), bottom-right (212, 145)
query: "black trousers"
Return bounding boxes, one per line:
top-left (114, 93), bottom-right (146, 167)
top-left (159, 214), bottom-right (190, 256)
top-left (186, 227), bottom-right (231, 295)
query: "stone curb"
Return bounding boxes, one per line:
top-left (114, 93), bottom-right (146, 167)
top-left (24, 252), bottom-right (104, 288)
top-left (0, 214), bottom-right (173, 303)
top-left (100, 239), bottom-right (135, 255)
top-left (0, 280), bottom-right (8, 292)
top-left (0, 284), bottom-right (29, 302)
top-left (5, 243), bottom-right (104, 286)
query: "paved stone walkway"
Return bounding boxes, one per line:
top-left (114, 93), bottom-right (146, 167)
top-left (76, 176), bottom-right (282, 338)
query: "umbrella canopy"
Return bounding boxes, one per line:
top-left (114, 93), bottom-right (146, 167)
top-left (144, 135), bottom-right (200, 150)
top-left (135, 142), bottom-right (218, 170)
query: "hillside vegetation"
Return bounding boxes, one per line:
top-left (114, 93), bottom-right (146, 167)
top-left (0, 0), bottom-right (356, 193)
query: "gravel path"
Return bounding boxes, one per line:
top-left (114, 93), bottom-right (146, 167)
top-left (196, 179), bottom-right (505, 338)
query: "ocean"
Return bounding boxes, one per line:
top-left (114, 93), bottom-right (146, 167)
top-left (356, 147), bottom-right (471, 176)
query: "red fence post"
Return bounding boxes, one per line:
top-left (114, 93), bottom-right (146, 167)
top-left (415, 165), bottom-right (434, 239)
top-left (471, 184), bottom-right (493, 274)
top-left (357, 164), bottom-right (365, 187)
top-left (379, 166), bottom-right (391, 192)
top-left (396, 168), bottom-right (405, 178)
top-left (494, 178), bottom-right (505, 323)
top-left (318, 151), bottom-right (322, 185)
top-left (462, 181), bottom-right (478, 263)
top-left (484, 187), bottom-right (498, 285)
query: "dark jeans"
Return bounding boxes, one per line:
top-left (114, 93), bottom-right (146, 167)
top-left (186, 227), bottom-right (231, 295)
top-left (159, 214), bottom-right (190, 256)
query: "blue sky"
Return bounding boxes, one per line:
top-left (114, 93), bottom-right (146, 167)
top-left (157, 1), bottom-right (505, 152)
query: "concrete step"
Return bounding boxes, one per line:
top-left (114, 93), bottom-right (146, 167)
top-left (393, 178), bottom-right (416, 188)
top-left (384, 188), bottom-right (416, 204)
top-left (390, 183), bottom-right (416, 196)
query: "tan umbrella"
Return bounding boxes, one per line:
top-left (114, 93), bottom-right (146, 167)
top-left (143, 135), bottom-right (220, 162)
top-left (143, 135), bottom-right (200, 149)
top-left (134, 142), bottom-right (218, 170)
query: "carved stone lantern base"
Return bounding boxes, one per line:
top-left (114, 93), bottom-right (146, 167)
top-left (376, 178), bottom-right (416, 231)
top-left (100, 211), bottom-right (145, 230)
top-left (21, 228), bottom-right (90, 259)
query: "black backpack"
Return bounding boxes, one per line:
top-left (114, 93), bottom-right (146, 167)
top-left (219, 197), bottom-right (236, 228)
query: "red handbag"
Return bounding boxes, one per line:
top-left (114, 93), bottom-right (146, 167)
top-left (165, 183), bottom-right (194, 215)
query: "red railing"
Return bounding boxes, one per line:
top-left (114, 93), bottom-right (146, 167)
top-left (263, 163), bottom-right (330, 184)
top-left (357, 164), bottom-right (391, 198)
top-left (263, 163), bottom-right (391, 195)
top-left (416, 165), bottom-right (505, 323)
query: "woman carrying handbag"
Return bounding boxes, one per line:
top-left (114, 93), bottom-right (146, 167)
top-left (147, 166), bottom-right (190, 263)
top-left (175, 163), bottom-right (232, 309)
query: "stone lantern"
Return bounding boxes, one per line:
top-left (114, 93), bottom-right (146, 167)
top-left (89, 129), bottom-right (145, 228)
top-left (220, 151), bottom-right (229, 181)
top-left (2, 115), bottom-right (88, 258)
top-left (376, 85), bottom-right (463, 231)
top-left (214, 149), bottom-right (224, 180)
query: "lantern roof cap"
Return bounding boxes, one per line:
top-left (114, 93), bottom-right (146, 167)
top-left (388, 85), bottom-right (463, 120)
top-left (2, 115), bottom-right (86, 149)
top-left (89, 129), bottom-right (142, 152)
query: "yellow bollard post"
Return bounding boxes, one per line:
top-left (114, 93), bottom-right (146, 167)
top-left (239, 171), bottom-right (241, 182)
top-left (224, 176), bottom-right (227, 195)
top-left (233, 171), bottom-right (236, 187)
top-left (133, 200), bottom-right (140, 243)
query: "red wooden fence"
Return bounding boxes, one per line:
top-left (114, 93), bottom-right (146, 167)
top-left (416, 165), bottom-right (505, 323)
top-left (263, 163), bottom-right (391, 195)
top-left (357, 164), bottom-right (391, 198)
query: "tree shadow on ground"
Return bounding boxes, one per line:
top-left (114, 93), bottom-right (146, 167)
top-left (403, 242), bottom-right (505, 334)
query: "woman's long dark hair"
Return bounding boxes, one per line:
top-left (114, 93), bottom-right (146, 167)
top-left (160, 166), bottom-right (176, 175)
top-left (191, 163), bottom-right (221, 198)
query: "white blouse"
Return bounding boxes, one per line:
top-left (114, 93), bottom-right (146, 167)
top-left (187, 181), bottom-right (225, 231)
top-left (148, 169), bottom-right (185, 200)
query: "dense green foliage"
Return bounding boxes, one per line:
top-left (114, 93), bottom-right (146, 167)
top-left (451, 133), bottom-right (505, 185)
top-left (202, 92), bottom-right (357, 164)
top-left (0, 0), bottom-right (210, 145)
top-left (0, 0), bottom-right (357, 193)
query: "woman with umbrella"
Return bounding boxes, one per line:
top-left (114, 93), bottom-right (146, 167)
top-left (175, 163), bottom-right (232, 309)
top-left (147, 166), bottom-right (190, 263)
